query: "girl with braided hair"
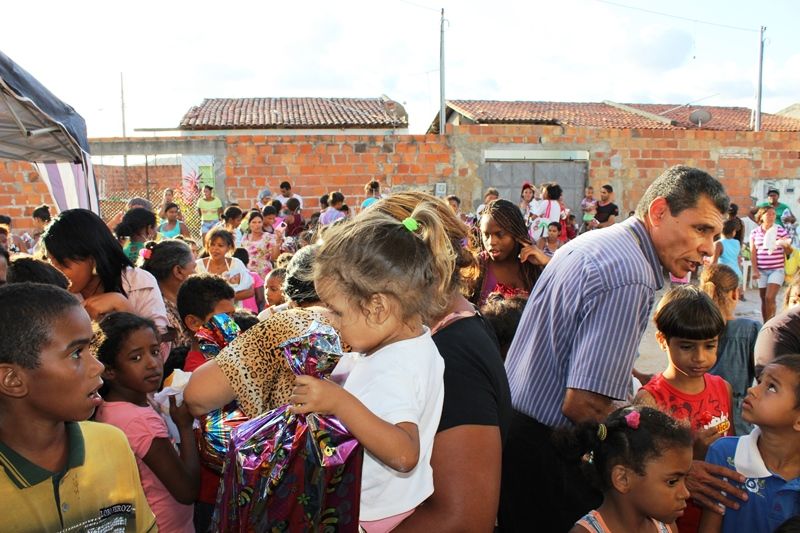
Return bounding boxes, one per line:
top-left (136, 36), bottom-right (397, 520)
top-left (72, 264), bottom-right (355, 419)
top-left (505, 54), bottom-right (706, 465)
top-left (558, 406), bottom-right (693, 533)
top-left (469, 198), bottom-right (549, 306)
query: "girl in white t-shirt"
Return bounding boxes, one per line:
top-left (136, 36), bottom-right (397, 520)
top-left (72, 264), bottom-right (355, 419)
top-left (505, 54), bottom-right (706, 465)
top-left (290, 204), bottom-right (453, 532)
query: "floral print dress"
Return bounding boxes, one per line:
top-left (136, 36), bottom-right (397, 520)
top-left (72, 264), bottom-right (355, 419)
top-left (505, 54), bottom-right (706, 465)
top-left (240, 232), bottom-right (274, 279)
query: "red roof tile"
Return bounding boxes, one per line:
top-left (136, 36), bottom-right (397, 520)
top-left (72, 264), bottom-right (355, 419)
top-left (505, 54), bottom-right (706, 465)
top-left (443, 100), bottom-right (800, 131)
top-left (180, 97), bottom-right (408, 130)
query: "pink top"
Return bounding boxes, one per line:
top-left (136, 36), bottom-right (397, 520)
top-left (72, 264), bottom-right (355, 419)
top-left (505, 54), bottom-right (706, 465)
top-left (240, 271), bottom-right (264, 314)
top-left (95, 401), bottom-right (194, 533)
top-left (751, 224), bottom-right (789, 271)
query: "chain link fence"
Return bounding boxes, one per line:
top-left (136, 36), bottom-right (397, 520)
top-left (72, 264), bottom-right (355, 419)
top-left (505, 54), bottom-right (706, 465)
top-left (93, 153), bottom-right (216, 241)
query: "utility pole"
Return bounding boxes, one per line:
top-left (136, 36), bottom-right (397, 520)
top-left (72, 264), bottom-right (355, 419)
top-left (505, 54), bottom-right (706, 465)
top-left (121, 72), bottom-right (128, 189)
top-left (439, 8), bottom-right (446, 136)
top-left (754, 26), bottom-right (765, 132)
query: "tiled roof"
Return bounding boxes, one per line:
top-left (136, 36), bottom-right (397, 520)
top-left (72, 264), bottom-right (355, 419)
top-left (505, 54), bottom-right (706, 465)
top-left (180, 97), bottom-right (408, 130)
top-left (443, 100), bottom-right (800, 131)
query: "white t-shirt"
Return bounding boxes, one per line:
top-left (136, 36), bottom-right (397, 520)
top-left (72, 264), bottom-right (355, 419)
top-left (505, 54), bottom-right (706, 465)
top-left (334, 329), bottom-right (444, 521)
top-left (274, 193), bottom-right (304, 209)
top-left (195, 256), bottom-right (254, 293)
top-left (531, 199), bottom-right (562, 239)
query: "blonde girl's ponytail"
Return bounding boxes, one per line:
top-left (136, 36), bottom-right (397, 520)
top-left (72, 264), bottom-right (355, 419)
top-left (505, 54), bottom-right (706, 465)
top-left (408, 202), bottom-right (457, 318)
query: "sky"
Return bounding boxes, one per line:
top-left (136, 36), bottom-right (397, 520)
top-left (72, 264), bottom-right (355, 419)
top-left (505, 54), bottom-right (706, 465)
top-left (2, 0), bottom-right (798, 136)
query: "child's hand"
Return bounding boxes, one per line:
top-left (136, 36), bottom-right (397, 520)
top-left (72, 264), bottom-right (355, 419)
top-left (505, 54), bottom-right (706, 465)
top-left (518, 240), bottom-right (549, 265)
top-left (693, 426), bottom-right (722, 460)
top-left (169, 395), bottom-right (195, 430)
top-left (83, 292), bottom-right (133, 321)
top-left (290, 375), bottom-right (344, 416)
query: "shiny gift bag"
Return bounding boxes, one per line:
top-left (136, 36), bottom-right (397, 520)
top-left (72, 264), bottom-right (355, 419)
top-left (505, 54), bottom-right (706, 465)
top-left (213, 322), bottom-right (362, 532)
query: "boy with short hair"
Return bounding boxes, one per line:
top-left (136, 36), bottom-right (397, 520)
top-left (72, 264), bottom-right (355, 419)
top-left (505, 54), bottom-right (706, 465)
top-left (0, 283), bottom-right (155, 532)
top-left (700, 354), bottom-right (800, 532)
top-left (175, 273), bottom-right (236, 531)
top-left (176, 274), bottom-right (236, 373)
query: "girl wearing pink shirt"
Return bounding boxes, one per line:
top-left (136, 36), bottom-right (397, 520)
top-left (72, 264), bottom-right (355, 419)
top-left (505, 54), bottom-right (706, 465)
top-left (94, 312), bottom-right (200, 533)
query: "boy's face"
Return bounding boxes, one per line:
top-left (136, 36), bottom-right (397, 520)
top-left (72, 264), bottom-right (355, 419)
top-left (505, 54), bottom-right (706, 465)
top-left (20, 306), bottom-right (104, 421)
top-left (266, 276), bottom-right (285, 306)
top-left (742, 363), bottom-right (800, 429)
top-left (280, 186), bottom-right (290, 196)
top-left (657, 333), bottom-right (719, 379)
top-left (185, 298), bottom-right (236, 333)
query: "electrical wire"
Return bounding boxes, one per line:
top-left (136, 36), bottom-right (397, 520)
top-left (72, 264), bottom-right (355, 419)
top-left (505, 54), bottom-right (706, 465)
top-left (593, 0), bottom-right (759, 32)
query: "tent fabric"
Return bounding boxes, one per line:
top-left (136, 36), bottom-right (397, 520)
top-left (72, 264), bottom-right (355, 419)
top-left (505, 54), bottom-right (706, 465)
top-left (0, 49), bottom-right (98, 213)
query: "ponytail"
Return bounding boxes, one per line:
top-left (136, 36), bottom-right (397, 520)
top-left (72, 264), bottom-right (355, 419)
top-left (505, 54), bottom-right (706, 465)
top-left (699, 264), bottom-right (739, 320)
top-left (555, 406), bottom-right (692, 491)
top-left (314, 202), bottom-right (457, 323)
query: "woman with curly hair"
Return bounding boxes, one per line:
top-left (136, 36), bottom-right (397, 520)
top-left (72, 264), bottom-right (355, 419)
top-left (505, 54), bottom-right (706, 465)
top-left (469, 198), bottom-right (549, 306)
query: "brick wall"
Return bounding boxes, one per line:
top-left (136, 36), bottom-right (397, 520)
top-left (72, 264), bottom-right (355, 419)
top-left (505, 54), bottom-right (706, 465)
top-left (223, 134), bottom-right (452, 212)
top-left (447, 124), bottom-right (800, 214)
top-left (2, 126), bottom-right (799, 237)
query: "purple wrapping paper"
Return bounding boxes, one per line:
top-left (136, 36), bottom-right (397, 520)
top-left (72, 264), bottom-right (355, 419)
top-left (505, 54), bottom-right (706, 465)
top-left (213, 321), bottom-right (362, 532)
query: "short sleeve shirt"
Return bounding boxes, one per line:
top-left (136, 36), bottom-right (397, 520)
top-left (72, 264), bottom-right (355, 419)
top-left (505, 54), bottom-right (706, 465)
top-left (706, 429), bottom-right (800, 533)
top-left (595, 202), bottom-right (619, 223)
top-left (196, 197), bottom-right (222, 221)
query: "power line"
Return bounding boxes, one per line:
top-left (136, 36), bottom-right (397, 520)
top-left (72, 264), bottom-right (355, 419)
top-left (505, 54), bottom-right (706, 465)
top-left (395, 0), bottom-right (440, 13)
top-left (593, 0), bottom-right (759, 33)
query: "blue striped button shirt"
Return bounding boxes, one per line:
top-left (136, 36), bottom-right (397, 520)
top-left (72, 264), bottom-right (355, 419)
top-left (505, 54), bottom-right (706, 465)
top-left (504, 217), bottom-right (664, 428)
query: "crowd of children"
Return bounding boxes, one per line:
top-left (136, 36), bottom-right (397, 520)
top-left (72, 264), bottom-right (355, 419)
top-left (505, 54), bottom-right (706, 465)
top-left (1, 176), bottom-right (799, 533)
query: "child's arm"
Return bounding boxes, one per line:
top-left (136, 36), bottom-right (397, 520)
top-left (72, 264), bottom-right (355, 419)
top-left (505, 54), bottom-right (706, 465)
top-left (712, 241), bottom-right (723, 264)
top-left (142, 397), bottom-right (200, 504)
top-left (291, 375), bottom-right (420, 473)
top-left (632, 388), bottom-right (658, 408)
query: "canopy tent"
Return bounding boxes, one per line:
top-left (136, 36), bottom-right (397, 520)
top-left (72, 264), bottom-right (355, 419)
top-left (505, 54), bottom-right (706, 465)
top-left (0, 50), bottom-right (97, 212)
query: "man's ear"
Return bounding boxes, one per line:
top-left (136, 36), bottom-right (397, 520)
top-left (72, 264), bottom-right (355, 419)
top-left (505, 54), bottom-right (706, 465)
top-left (184, 314), bottom-right (204, 333)
top-left (647, 197), bottom-right (670, 228)
top-left (0, 365), bottom-right (29, 399)
top-left (610, 464), bottom-right (633, 494)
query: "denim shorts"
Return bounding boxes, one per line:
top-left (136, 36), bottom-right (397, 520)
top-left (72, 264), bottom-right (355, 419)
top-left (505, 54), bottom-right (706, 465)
top-left (758, 268), bottom-right (785, 288)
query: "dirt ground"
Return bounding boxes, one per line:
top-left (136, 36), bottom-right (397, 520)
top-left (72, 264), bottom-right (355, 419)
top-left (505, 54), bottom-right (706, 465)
top-left (633, 282), bottom-right (777, 376)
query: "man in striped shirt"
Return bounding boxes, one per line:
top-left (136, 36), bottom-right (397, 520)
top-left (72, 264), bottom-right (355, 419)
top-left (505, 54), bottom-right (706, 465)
top-left (499, 166), bottom-right (747, 532)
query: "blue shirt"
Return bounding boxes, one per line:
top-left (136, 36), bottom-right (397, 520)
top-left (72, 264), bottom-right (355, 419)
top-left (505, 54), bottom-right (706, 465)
top-left (719, 238), bottom-right (742, 278)
top-left (505, 217), bottom-right (663, 428)
top-left (706, 429), bottom-right (800, 533)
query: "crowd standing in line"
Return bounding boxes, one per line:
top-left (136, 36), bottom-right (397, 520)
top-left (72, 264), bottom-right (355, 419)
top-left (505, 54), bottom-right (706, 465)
top-left (1, 171), bottom-right (800, 532)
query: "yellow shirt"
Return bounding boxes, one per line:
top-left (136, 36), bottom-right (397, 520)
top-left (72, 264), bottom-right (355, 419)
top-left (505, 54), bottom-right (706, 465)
top-left (0, 421), bottom-right (157, 532)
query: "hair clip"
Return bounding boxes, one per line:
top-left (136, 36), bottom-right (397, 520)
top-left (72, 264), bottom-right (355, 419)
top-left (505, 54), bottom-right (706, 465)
top-left (597, 423), bottom-right (607, 441)
top-left (624, 410), bottom-right (640, 429)
top-left (402, 217), bottom-right (419, 232)
top-left (582, 451), bottom-right (595, 465)
top-left (139, 248), bottom-right (152, 260)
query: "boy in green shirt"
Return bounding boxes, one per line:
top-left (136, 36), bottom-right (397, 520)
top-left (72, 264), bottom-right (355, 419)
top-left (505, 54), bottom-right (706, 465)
top-left (0, 283), bottom-right (156, 532)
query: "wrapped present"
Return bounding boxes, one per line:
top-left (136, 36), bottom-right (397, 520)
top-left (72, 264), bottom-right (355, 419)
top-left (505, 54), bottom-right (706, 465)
top-left (196, 313), bottom-right (241, 359)
top-left (195, 313), bottom-right (248, 471)
top-left (213, 321), bottom-right (362, 533)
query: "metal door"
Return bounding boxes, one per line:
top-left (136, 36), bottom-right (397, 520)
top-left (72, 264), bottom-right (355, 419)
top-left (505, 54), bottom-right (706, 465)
top-left (483, 160), bottom-right (587, 214)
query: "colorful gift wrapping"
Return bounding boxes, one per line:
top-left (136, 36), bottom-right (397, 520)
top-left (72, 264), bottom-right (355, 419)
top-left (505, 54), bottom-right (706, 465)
top-left (195, 313), bottom-right (248, 471)
top-left (196, 313), bottom-right (241, 359)
top-left (213, 321), bottom-right (363, 533)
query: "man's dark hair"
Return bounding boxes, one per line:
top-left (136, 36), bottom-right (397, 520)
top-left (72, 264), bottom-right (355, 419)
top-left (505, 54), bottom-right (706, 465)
top-left (446, 194), bottom-right (461, 206)
top-left (262, 205), bottom-right (278, 217)
top-left (319, 194), bottom-right (330, 209)
top-left (0, 215), bottom-right (11, 226)
top-left (280, 181), bottom-right (292, 190)
top-left (0, 283), bottom-right (81, 368)
top-left (176, 274), bottom-right (235, 322)
top-left (601, 184), bottom-right (613, 193)
top-left (7, 257), bottom-right (69, 289)
top-left (635, 165), bottom-right (728, 219)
